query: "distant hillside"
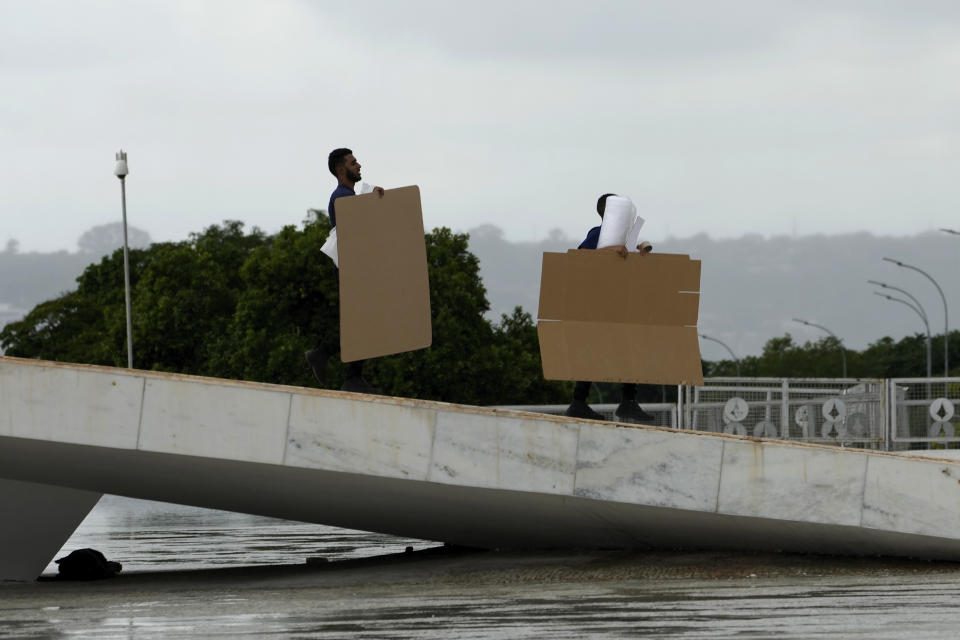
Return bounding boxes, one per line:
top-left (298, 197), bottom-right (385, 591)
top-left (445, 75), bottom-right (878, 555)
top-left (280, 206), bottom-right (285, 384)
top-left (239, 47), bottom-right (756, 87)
top-left (467, 226), bottom-right (960, 359)
top-left (0, 250), bottom-right (92, 313)
top-left (0, 222), bottom-right (152, 327)
top-left (4, 223), bottom-right (958, 362)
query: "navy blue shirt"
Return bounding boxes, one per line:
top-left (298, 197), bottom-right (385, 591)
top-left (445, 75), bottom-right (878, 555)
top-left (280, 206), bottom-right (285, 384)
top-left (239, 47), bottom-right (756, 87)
top-left (328, 184), bottom-right (355, 229)
top-left (579, 226), bottom-right (601, 250)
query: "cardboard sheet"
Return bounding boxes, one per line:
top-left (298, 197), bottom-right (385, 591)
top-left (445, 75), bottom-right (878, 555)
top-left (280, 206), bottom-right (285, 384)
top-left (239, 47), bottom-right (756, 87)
top-left (335, 185), bottom-right (432, 362)
top-left (537, 251), bottom-right (703, 385)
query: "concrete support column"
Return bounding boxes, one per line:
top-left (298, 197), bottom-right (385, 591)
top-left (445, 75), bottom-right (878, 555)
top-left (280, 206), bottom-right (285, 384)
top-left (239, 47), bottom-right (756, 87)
top-left (0, 478), bottom-right (101, 581)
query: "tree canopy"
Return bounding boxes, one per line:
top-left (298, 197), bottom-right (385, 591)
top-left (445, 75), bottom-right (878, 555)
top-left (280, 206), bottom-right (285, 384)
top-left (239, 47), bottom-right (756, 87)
top-left (0, 218), bottom-right (569, 406)
top-left (703, 331), bottom-right (960, 379)
top-left (3, 217), bottom-right (955, 409)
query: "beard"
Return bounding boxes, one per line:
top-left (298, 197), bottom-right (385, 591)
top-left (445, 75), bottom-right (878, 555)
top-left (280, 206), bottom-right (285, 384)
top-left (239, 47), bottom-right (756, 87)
top-left (346, 168), bottom-right (362, 183)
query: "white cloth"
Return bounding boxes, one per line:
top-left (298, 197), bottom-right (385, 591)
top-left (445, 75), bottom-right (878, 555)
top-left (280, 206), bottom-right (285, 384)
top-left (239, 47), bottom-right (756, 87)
top-left (625, 215), bottom-right (647, 252)
top-left (597, 196), bottom-right (634, 248)
top-left (597, 196), bottom-right (646, 251)
top-left (321, 227), bottom-right (338, 267)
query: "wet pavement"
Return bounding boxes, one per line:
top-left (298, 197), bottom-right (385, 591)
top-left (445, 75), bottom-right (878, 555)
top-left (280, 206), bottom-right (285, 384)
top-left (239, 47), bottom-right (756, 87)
top-left (4, 547), bottom-right (960, 639)
top-left (2, 497), bottom-right (960, 638)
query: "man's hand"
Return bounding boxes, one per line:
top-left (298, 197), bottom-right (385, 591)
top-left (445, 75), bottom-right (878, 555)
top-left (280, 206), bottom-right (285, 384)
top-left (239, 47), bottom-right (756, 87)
top-left (600, 244), bottom-right (629, 259)
top-left (374, 186), bottom-right (385, 197)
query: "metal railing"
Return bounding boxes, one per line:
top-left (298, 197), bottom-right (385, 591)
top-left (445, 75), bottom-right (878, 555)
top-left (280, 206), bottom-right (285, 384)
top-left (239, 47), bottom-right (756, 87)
top-left (500, 377), bottom-right (960, 451)
top-left (683, 377), bottom-right (886, 449)
top-left (888, 378), bottom-right (960, 449)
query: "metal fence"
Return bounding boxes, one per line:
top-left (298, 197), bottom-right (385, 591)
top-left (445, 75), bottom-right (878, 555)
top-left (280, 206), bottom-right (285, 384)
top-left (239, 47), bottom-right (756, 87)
top-left (500, 377), bottom-right (960, 451)
top-left (889, 378), bottom-right (960, 449)
top-left (683, 377), bottom-right (887, 449)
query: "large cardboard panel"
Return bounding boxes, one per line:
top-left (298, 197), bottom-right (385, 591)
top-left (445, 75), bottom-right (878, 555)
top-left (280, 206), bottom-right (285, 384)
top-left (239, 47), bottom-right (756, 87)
top-left (537, 250), bottom-right (703, 385)
top-left (538, 321), bottom-right (704, 385)
top-left (565, 250), bottom-right (701, 288)
top-left (537, 252), bottom-right (568, 320)
top-left (336, 185), bottom-right (432, 362)
top-left (539, 252), bottom-right (701, 325)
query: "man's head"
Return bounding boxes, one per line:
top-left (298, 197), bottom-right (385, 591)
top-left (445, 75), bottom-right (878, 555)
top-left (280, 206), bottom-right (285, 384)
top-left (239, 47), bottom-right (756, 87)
top-left (596, 193), bottom-right (617, 218)
top-left (328, 148), bottom-right (362, 186)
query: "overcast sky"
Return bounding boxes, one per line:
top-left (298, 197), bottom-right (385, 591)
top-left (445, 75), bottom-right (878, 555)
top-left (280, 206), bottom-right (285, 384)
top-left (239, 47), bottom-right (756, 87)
top-left (3, 0), bottom-right (960, 253)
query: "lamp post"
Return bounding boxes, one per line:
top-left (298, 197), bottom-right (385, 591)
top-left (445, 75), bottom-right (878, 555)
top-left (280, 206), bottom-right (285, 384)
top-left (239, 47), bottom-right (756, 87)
top-left (792, 318), bottom-right (847, 378)
top-left (883, 257), bottom-right (948, 376)
top-left (868, 279), bottom-right (930, 375)
top-left (699, 333), bottom-right (741, 377)
top-left (867, 280), bottom-right (929, 325)
top-left (114, 150), bottom-right (133, 369)
top-left (873, 292), bottom-right (932, 378)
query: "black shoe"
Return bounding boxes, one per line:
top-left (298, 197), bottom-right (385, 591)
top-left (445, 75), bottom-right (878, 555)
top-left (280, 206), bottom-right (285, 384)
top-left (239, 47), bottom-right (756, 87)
top-left (565, 399), bottom-right (605, 421)
top-left (341, 376), bottom-right (381, 395)
top-left (304, 348), bottom-right (329, 384)
top-left (615, 401), bottom-right (657, 425)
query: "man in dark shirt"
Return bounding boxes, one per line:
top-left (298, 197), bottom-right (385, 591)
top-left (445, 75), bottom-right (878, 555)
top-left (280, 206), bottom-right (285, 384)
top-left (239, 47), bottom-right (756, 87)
top-left (305, 148), bottom-right (383, 393)
top-left (565, 193), bottom-right (657, 425)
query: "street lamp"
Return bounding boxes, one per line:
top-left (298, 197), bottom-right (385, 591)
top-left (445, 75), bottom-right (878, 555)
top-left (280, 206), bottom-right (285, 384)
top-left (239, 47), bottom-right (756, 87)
top-left (941, 228), bottom-right (960, 236)
top-left (114, 150), bottom-right (133, 369)
top-left (792, 318), bottom-right (847, 377)
top-left (699, 333), bottom-right (741, 377)
top-left (873, 292), bottom-right (932, 378)
top-left (867, 280), bottom-right (929, 325)
top-left (883, 257), bottom-right (948, 376)
top-left (869, 279), bottom-right (931, 375)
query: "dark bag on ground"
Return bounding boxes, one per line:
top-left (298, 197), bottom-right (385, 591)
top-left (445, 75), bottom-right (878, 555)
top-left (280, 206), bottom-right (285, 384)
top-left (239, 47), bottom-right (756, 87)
top-left (55, 548), bottom-right (122, 580)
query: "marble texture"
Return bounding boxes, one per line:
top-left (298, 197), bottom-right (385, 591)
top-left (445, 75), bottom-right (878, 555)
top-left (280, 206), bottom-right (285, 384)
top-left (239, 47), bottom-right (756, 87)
top-left (429, 411), bottom-right (502, 487)
top-left (287, 394), bottom-right (435, 481)
top-left (138, 377), bottom-right (289, 464)
top-left (0, 361), bottom-right (142, 448)
top-left (574, 424), bottom-right (724, 512)
top-left (9, 356), bottom-right (960, 568)
top-left (717, 440), bottom-right (867, 526)
top-left (428, 412), bottom-right (578, 494)
top-left (497, 414), bottom-right (578, 494)
top-left (862, 454), bottom-right (960, 537)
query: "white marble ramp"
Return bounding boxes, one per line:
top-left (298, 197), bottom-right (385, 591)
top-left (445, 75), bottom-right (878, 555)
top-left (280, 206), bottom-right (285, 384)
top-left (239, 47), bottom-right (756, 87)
top-left (2, 356), bottom-right (960, 581)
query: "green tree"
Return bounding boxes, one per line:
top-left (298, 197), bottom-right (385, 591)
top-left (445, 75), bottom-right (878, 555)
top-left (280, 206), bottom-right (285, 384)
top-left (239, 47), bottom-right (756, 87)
top-left (701, 331), bottom-right (954, 379)
top-left (365, 228), bottom-right (567, 404)
top-left (488, 307), bottom-right (569, 405)
top-left (1, 247), bottom-right (149, 366)
top-left (0, 291), bottom-right (108, 363)
top-left (1, 217), bottom-right (569, 406)
top-left (1, 222), bottom-right (268, 370)
top-left (206, 217), bottom-right (338, 386)
top-left (859, 333), bottom-right (929, 378)
top-left (132, 221), bottom-right (266, 373)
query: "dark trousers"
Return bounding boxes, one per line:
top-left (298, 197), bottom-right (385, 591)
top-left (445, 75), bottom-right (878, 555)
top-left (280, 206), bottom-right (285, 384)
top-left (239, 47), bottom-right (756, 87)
top-left (331, 266), bottom-right (365, 380)
top-left (573, 381), bottom-right (637, 403)
top-left (345, 359), bottom-right (364, 379)
top-left (318, 329), bottom-right (365, 379)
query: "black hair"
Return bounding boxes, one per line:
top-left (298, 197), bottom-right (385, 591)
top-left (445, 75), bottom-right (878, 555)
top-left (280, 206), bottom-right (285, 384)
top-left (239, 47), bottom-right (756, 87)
top-left (328, 148), bottom-right (352, 177)
top-left (596, 193), bottom-right (617, 218)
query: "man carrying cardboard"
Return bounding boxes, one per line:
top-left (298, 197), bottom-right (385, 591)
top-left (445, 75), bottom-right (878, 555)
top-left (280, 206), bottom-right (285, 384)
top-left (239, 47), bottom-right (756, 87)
top-left (565, 193), bottom-right (657, 424)
top-left (304, 147), bottom-right (384, 393)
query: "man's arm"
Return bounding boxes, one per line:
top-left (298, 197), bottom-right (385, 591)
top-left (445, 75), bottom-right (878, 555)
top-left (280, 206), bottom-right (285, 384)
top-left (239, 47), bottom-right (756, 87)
top-left (597, 243), bottom-right (652, 258)
top-left (600, 244), bottom-right (629, 259)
